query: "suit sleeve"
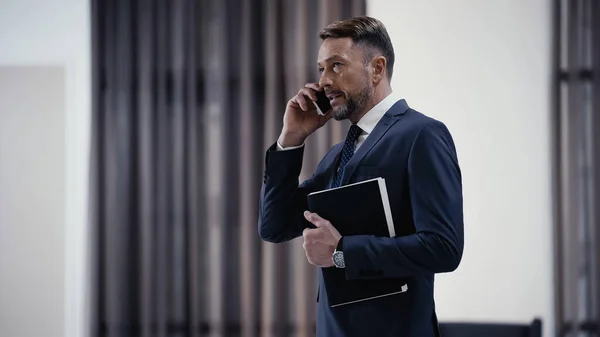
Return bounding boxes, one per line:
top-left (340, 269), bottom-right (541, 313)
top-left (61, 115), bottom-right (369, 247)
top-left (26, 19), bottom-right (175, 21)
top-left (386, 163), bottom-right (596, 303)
top-left (342, 122), bottom-right (464, 279)
top-left (258, 143), bottom-right (321, 243)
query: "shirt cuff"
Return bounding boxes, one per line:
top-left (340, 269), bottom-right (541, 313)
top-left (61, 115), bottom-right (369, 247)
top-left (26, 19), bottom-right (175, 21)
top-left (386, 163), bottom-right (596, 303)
top-left (276, 141), bottom-right (305, 151)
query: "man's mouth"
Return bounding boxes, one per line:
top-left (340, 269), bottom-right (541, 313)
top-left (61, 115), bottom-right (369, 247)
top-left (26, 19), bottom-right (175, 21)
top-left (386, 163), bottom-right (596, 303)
top-left (326, 92), bottom-right (344, 102)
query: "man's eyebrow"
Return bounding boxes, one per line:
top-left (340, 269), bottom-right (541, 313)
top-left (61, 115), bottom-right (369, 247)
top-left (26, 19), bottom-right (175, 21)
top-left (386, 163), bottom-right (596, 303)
top-left (317, 55), bottom-right (347, 66)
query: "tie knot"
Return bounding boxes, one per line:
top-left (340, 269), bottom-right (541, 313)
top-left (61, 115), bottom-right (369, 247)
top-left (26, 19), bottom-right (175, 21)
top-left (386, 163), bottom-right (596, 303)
top-left (347, 124), bottom-right (362, 142)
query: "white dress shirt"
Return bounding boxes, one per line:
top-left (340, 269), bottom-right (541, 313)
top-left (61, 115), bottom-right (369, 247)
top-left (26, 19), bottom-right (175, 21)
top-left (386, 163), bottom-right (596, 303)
top-left (277, 92), bottom-right (399, 152)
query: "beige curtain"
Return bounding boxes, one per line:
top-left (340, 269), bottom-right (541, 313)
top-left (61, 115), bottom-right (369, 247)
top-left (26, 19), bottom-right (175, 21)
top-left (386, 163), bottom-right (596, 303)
top-left (90, 1), bottom-right (365, 337)
top-left (554, 0), bottom-right (600, 335)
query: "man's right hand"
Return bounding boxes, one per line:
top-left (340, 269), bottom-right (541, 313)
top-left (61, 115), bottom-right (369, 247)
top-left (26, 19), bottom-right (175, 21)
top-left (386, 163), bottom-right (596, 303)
top-left (278, 83), bottom-right (333, 148)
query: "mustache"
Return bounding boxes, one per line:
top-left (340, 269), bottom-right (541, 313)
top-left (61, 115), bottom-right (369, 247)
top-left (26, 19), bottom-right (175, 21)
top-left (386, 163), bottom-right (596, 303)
top-left (324, 89), bottom-right (345, 98)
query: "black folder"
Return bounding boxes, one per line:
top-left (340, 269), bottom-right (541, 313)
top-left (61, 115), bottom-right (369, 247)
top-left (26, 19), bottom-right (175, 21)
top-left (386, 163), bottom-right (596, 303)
top-left (307, 177), bottom-right (408, 307)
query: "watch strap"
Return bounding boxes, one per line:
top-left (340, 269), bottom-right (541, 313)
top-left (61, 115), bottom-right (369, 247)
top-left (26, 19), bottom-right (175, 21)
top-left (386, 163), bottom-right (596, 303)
top-left (336, 237), bottom-right (344, 252)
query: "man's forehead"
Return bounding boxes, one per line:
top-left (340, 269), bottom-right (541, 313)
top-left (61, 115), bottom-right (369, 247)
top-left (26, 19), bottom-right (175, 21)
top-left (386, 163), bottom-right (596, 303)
top-left (317, 37), bottom-right (355, 64)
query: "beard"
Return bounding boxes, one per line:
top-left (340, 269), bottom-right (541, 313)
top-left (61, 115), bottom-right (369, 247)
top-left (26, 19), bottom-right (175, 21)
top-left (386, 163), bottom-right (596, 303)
top-left (331, 82), bottom-right (373, 121)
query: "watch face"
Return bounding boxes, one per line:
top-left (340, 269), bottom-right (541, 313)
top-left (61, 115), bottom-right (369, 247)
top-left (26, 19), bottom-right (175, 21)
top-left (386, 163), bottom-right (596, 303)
top-left (333, 251), bottom-right (345, 268)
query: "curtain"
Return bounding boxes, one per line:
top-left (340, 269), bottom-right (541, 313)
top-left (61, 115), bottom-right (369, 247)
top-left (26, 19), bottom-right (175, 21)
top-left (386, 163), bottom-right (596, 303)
top-left (554, 0), bottom-right (600, 336)
top-left (90, 1), bottom-right (366, 337)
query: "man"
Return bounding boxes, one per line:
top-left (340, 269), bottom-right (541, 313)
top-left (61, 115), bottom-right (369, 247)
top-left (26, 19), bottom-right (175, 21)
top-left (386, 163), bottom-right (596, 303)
top-left (258, 16), bottom-right (463, 337)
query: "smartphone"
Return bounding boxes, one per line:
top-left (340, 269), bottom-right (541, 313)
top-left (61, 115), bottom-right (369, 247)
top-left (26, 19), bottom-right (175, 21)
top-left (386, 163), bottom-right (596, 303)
top-left (313, 90), bottom-right (331, 116)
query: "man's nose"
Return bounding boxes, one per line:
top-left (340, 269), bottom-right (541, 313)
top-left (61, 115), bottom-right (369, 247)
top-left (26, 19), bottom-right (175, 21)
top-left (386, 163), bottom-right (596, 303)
top-left (318, 73), bottom-right (333, 89)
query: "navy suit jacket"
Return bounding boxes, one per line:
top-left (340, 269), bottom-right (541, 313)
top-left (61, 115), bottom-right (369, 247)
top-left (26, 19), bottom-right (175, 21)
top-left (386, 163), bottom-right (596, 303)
top-left (258, 99), bottom-right (464, 337)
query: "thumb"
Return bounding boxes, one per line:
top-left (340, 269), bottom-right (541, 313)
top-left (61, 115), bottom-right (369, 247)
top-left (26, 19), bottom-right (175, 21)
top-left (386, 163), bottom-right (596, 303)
top-left (304, 211), bottom-right (329, 228)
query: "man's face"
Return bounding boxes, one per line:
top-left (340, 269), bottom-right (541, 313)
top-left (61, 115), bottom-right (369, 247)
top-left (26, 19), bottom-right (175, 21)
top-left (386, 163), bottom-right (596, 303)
top-left (317, 37), bottom-right (373, 121)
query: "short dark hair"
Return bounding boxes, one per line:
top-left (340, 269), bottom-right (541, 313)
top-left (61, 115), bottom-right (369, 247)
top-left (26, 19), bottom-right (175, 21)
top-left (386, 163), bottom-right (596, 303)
top-left (319, 16), bottom-right (395, 80)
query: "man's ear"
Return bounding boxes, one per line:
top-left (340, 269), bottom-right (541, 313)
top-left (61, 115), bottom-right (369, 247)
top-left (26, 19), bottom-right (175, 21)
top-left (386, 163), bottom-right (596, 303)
top-left (371, 55), bottom-right (387, 85)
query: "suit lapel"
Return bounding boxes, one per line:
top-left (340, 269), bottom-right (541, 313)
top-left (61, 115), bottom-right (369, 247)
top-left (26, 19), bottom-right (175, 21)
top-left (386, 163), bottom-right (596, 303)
top-left (340, 99), bottom-right (409, 186)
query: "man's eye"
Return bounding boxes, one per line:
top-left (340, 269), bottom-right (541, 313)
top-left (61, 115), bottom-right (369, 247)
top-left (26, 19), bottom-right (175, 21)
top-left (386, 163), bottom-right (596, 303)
top-left (332, 62), bottom-right (342, 68)
top-left (318, 67), bottom-right (324, 73)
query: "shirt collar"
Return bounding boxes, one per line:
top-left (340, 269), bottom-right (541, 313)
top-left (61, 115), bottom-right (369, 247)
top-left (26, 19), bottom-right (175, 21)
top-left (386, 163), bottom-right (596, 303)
top-left (356, 92), bottom-right (399, 135)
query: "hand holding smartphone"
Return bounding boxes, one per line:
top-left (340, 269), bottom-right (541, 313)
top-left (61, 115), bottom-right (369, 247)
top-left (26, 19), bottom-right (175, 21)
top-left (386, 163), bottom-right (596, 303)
top-left (278, 83), bottom-right (333, 148)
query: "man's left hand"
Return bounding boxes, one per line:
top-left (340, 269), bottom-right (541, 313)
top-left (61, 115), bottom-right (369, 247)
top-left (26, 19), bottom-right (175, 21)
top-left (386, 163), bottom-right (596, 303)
top-left (302, 211), bottom-right (342, 267)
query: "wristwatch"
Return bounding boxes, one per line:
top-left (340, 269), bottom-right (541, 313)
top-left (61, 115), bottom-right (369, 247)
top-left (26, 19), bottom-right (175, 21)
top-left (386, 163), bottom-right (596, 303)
top-left (332, 237), bottom-right (345, 268)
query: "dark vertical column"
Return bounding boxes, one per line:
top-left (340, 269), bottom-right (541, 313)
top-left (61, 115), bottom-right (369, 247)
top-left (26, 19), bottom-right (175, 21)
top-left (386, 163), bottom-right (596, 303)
top-left (203, 0), bottom-right (228, 335)
top-left (136, 0), bottom-right (157, 336)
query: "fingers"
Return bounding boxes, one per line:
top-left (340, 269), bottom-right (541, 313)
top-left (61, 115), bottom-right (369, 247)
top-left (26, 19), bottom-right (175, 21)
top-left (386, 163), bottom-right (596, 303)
top-left (302, 221), bottom-right (334, 267)
top-left (304, 82), bottom-right (322, 92)
top-left (302, 227), bottom-right (311, 240)
top-left (303, 226), bottom-right (322, 242)
top-left (294, 92), bottom-right (308, 111)
top-left (302, 228), bottom-right (312, 251)
top-left (292, 84), bottom-right (321, 111)
top-left (295, 88), bottom-right (318, 111)
top-left (302, 227), bottom-right (322, 266)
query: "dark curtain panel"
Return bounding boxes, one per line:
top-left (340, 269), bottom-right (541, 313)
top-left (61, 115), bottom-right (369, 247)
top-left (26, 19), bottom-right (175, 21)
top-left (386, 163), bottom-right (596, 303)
top-left (553, 0), bottom-right (600, 336)
top-left (90, 1), bottom-right (366, 337)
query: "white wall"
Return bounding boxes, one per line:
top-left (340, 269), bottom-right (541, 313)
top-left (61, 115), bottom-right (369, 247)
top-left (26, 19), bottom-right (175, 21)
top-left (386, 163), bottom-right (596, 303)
top-left (0, 1), bottom-right (91, 337)
top-left (368, 1), bottom-right (554, 336)
top-left (0, 66), bottom-right (66, 337)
